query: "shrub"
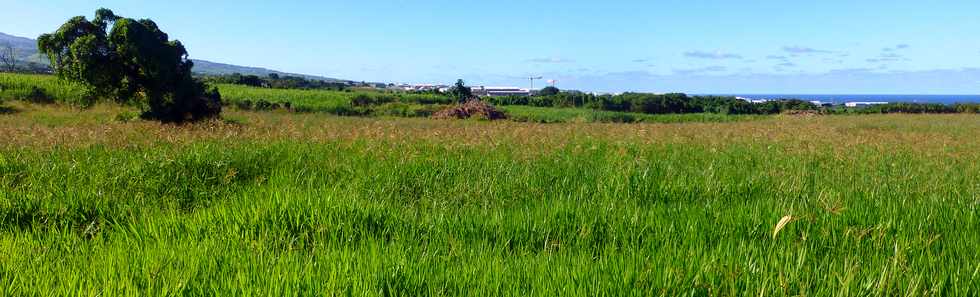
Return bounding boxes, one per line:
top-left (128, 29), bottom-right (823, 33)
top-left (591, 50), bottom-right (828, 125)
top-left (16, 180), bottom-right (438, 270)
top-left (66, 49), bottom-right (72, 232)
top-left (954, 103), bottom-right (980, 113)
top-left (114, 111), bottom-right (140, 122)
top-left (352, 94), bottom-right (396, 107)
top-left (374, 102), bottom-right (413, 117)
top-left (25, 86), bottom-right (55, 104)
top-left (235, 99), bottom-right (254, 110)
top-left (254, 99), bottom-right (272, 110)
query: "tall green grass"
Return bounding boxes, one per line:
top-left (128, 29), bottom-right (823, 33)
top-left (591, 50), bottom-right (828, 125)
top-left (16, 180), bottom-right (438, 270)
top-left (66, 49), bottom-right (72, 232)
top-left (0, 73), bottom-right (452, 115)
top-left (217, 83), bottom-right (452, 113)
top-left (1, 106), bottom-right (979, 295)
top-left (0, 73), bottom-right (88, 105)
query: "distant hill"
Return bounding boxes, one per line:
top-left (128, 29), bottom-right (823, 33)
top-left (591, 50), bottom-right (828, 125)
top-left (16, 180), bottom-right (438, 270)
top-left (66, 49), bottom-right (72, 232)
top-left (0, 32), bottom-right (346, 82)
top-left (0, 32), bottom-right (46, 63)
top-left (188, 59), bottom-right (345, 83)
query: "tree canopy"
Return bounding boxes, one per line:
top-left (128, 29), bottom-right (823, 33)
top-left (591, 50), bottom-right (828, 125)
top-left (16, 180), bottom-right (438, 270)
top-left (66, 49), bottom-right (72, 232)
top-left (447, 79), bottom-right (473, 103)
top-left (38, 8), bottom-right (220, 122)
top-left (538, 86), bottom-right (560, 96)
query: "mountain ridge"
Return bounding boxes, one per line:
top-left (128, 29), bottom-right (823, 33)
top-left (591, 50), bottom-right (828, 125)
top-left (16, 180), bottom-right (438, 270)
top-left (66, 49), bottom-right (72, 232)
top-left (0, 32), bottom-right (346, 82)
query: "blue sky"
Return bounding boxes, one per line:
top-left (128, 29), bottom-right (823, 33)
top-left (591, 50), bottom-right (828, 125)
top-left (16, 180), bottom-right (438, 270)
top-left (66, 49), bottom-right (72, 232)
top-left (4, 0), bottom-right (980, 93)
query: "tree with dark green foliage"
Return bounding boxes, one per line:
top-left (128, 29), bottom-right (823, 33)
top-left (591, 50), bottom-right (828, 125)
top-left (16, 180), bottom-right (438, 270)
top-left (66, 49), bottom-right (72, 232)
top-left (538, 86), bottom-right (560, 96)
top-left (447, 79), bottom-right (473, 103)
top-left (37, 8), bottom-right (221, 122)
top-left (234, 74), bottom-right (265, 87)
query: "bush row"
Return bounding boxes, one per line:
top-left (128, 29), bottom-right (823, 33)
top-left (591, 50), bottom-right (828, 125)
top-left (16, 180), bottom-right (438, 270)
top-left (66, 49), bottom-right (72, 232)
top-left (485, 93), bottom-right (819, 115)
top-left (827, 103), bottom-right (980, 114)
top-left (229, 97), bottom-right (445, 118)
top-left (232, 99), bottom-right (293, 111)
top-left (489, 92), bottom-right (980, 115)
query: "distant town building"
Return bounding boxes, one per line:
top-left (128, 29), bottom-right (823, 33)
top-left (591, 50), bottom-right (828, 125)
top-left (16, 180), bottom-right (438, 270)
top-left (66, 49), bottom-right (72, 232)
top-left (845, 101), bottom-right (889, 107)
top-left (736, 97), bottom-right (773, 104)
top-left (392, 83), bottom-right (533, 96)
top-left (470, 86), bottom-right (531, 97)
top-left (396, 84), bottom-right (449, 92)
top-left (810, 101), bottom-right (834, 107)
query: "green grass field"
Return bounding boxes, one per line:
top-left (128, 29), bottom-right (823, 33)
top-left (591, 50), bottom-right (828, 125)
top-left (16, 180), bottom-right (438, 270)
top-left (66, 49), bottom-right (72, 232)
top-left (1, 100), bottom-right (978, 295)
top-left (216, 83), bottom-right (452, 112)
top-left (1, 73), bottom-right (760, 124)
top-left (0, 73), bottom-right (89, 105)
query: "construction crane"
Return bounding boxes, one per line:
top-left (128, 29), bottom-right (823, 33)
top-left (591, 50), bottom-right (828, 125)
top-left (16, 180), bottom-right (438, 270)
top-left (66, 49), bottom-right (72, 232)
top-left (527, 76), bottom-right (543, 90)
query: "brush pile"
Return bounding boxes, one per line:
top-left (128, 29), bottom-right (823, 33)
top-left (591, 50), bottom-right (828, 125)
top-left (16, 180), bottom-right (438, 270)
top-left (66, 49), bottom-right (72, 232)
top-left (432, 100), bottom-right (507, 120)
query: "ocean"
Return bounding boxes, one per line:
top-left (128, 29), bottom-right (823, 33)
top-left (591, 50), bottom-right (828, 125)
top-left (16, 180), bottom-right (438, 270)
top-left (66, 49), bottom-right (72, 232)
top-left (707, 94), bottom-right (980, 105)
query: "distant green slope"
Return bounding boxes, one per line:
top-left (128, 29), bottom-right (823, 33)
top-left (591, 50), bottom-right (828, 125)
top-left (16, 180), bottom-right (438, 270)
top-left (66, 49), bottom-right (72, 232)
top-left (0, 32), bottom-right (45, 63)
top-left (0, 32), bottom-right (346, 82)
top-left (189, 59), bottom-right (346, 83)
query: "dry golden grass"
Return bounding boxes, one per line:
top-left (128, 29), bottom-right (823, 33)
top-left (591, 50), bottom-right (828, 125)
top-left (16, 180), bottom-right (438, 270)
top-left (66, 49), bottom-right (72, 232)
top-left (2, 103), bottom-right (977, 155)
top-left (773, 215), bottom-right (795, 239)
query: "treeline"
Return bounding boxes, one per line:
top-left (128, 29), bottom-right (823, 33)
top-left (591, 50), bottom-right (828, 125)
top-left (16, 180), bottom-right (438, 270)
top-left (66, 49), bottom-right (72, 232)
top-left (485, 91), bottom-right (980, 115)
top-left (0, 62), bottom-right (52, 75)
top-left (485, 92), bottom-right (820, 115)
top-left (201, 73), bottom-right (349, 90)
top-left (827, 102), bottom-right (980, 114)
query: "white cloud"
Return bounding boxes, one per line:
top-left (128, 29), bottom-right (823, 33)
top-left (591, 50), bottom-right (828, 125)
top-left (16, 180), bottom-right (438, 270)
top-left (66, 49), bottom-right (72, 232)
top-left (782, 46), bottom-right (833, 54)
top-left (673, 66), bottom-right (727, 75)
top-left (526, 57), bottom-right (574, 64)
top-left (684, 51), bottom-right (743, 59)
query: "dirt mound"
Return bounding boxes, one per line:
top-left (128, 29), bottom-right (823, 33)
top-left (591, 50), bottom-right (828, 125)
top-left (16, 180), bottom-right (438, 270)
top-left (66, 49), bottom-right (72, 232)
top-left (432, 100), bottom-right (507, 120)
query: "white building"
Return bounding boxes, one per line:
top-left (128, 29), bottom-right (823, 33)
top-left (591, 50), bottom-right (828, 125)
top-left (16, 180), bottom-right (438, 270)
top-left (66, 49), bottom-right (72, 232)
top-left (736, 96), bottom-right (769, 103)
top-left (470, 86), bottom-right (531, 97)
top-left (845, 101), bottom-right (889, 107)
top-left (397, 84), bottom-right (449, 92)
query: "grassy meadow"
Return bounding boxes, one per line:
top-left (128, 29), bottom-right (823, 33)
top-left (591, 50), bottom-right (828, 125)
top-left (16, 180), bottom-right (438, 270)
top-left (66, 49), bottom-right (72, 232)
top-left (0, 99), bottom-right (978, 295)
